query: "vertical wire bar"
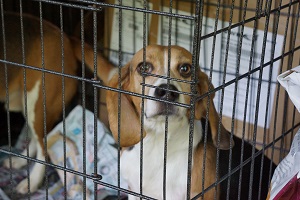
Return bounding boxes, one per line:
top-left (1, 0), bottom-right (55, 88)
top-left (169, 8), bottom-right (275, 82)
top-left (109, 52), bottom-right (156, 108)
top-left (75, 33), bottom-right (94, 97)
top-left (217, 4), bottom-right (225, 114)
top-left (248, 0), bottom-right (274, 199)
top-left (213, 0), bottom-right (236, 198)
top-left (163, 1), bottom-right (173, 199)
top-left (269, 0), bottom-right (293, 185)
top-left (133, 1), bottom-right (136, 53)
top-left (0, 2), bottom-right (13, 198)
top-left (166, 0), bottom-right (173, 195)
top-left (93, 6), bottom-right (99, 200)
top-left (279, 1), bottom-right (299, 162)
top-left (233, 0), bottom-right (262, 197)
top-left (202, 4), bottom-right (207, 73)
top-left (236, 0), bottom-right (250, 199)
top-left (187, 0), bottom-right (203, 199)
top-left (59, 5), bottom-right (67, 200)
top-left (247, 2), bottom-right (261, 142)
top-left (258, 1), bottom-right (282, 199)
top-left (19, 2), bottom-right (32, 198)
top-left (203, 0), bottom-right (222, 198)
top-left (139, 1), bottom-right (148, 198)
top-left (79, 9), bottom-right (87, 200)
top-left (282, 0), bottom-right (300, 160)
top-left (223, 0), bottom-right (249, 199)
top-left (38, 3), bottom-right (49, 198)
top-left (238, 22), bottom-right (259, 200)
top-left (117, 0), bottom-right (122, 198)
top-left (189, 2), bottom-right (194, 52)
top-left (160, 0), bottom-right (163, 45)
top-left (175, 0), bottom-right (178, 46)
top-left (287, 2), bottom-right (299, 83)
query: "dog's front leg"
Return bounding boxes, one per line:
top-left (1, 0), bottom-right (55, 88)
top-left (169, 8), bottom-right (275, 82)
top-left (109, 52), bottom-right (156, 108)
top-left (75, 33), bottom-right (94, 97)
top-left (16, 141), bottom-right (45, 194)
top-left (3, 136), bottom-right (37, 169)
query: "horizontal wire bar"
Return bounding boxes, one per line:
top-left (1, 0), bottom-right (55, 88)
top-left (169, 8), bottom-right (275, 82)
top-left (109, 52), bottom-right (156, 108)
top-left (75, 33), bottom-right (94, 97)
top-left (68, 0), bottom-right (195, 19)
top-left (192, 122), bottom-right (300, 199)
top-left (200, 0), bottom-right (299, 40)
top-left (0, 59), bottom-right (101, 84)
top-left (92, 179), bottom-right (156, 200)
top-left (205, 1), bottom-right (299, 17)
top-left (23, 0), bottom-right (298, 38)
top-left (25, 0), bottom-right (102, 11)
top-left (93, 83), bottom-right (191, 108)
top-left (3, 44), bottom-right (298, 108)
top-left (0, 148), bottom-right (152, 199)
top-left (2, 44), bottom-right (299, 108)
top-left (196, 45), bottom-right (300, 102)
top-left (141, 71), bottom-right (198, 84)
top-left (0, 148), bottom-right (150, 199)
top-left (141, 83), bottom-right (196, 97)
top-left (0, 148), bottom-right (102, 181)
top-left (1, 121), bottom-right (297, 199)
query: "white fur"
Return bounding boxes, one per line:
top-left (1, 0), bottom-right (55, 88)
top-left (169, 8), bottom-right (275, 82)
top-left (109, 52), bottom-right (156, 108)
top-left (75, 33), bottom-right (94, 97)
top-left (16, 144), bottom-right (45, 193)
top-left (3, 80), bottom-right (45, 194)
top-left (164, 49), bottom-right (168, 74)
top-left (121, 66), bottom-right (204, 199)
top-left (121, 115), bottom-right (202, 199)
top-left (26, 79), bottom-right (41, 133)
top-left (3, 136), bottom-right (37, 169)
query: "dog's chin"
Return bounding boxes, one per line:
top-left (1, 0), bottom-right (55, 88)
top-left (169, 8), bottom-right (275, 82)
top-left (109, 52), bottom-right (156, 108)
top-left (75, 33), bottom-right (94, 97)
top-left (145, 110), bottom-right (183, 121)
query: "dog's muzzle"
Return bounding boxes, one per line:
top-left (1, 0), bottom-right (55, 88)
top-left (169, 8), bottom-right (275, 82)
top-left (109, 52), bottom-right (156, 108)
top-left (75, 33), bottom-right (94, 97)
top-left (154, 84), bottom-right (179, 101)
top-left (153, 84), bottom-right (179, 116)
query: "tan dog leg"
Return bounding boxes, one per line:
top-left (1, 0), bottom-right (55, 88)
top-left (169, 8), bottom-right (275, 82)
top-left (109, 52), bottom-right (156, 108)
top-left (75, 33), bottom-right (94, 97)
top-left (3, 138), bottom-right (37, 169)
top-left (17, 99), bottom-right (50, 193)
top-left (16, 143), bottom-right (45, 194)
top-left (3, 79), bottom-right (41, 170)
top-left (7, 79), bottom-right (46, 194)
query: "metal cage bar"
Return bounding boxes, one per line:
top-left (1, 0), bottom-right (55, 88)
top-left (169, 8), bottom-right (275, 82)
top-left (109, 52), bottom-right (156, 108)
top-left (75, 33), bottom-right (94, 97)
top-left (0, 0), bottom-right (299, 200)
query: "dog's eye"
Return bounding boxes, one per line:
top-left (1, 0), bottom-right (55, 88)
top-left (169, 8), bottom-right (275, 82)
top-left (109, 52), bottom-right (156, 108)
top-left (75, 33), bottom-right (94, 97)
top-left (137, 62), bottom-right (153, 76)
top-left (179, 63), bottom-right (192, 78)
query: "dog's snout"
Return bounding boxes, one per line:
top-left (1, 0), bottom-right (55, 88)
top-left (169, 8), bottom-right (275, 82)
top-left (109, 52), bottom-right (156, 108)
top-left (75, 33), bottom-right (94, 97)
top-left (154, 84), bottom-right (179, 101)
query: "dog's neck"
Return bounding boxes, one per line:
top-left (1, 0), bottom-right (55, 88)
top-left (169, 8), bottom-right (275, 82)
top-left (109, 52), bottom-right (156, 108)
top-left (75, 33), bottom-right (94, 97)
top-left (143, 115), bottom-right (203, 151)
top-left (121, 116), bottom-right (203, 199)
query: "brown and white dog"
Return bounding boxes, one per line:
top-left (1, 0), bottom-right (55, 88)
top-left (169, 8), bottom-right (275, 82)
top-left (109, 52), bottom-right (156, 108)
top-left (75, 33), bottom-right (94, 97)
top-left (75, 43), bottom-right (234, 199)
top-left (0, 12), bottom-right (78, 193)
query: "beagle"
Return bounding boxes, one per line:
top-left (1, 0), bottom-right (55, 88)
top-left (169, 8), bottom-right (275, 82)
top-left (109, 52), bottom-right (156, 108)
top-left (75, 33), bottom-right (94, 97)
top-left (75, 43), bottom-right (233, 199)
top-left (0, 12), bottom-right (78, 194)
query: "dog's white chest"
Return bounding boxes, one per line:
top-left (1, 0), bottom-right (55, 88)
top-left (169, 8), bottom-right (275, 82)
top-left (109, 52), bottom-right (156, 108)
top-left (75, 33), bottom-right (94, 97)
top-left (120, 120), bottom-right (202, 200)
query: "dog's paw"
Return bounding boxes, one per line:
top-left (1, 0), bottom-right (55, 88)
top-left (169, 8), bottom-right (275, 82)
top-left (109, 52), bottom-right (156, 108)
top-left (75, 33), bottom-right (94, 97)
top-left (2, 156), bottom-right (27, 169)
top-left (16, 178), bottom-right (39, 194)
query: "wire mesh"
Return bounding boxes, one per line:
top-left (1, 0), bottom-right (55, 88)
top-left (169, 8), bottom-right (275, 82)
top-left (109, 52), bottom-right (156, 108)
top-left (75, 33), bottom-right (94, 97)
top-left (0, 0), bottom-right (299, 200)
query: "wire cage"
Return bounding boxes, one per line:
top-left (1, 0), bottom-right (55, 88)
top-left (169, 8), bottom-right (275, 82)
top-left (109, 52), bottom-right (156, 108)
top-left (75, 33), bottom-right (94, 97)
top-left (0, 0), bottom-right (299, 199)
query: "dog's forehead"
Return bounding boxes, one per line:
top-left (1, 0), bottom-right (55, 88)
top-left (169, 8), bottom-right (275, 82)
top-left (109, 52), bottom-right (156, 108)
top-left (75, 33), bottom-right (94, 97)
top-left (132, 45), bottom-right (192, 63)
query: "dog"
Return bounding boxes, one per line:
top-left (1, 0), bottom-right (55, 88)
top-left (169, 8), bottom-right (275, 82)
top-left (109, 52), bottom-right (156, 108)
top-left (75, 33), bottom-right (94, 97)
top-left (0, 12), bottom-right (79, 194)
top-left (75, 43), bottom-right (233, 199)
top-left (75, 43), bottom-right (276, 199)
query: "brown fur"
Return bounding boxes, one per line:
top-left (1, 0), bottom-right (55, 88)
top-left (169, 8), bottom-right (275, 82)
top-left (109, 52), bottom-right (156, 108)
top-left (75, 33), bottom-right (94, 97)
top-left (191, 142), bottom-right (219, 199)
top-left (0, 12), bottom-right (78, 193)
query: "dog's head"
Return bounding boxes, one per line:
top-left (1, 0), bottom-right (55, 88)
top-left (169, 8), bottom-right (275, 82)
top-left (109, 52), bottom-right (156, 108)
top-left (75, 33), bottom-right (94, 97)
top-left (106, 45), bottom-right (233, 149)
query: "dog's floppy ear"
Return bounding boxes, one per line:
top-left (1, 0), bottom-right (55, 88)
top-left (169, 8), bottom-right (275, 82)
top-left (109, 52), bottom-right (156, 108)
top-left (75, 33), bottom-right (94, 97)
top-left (195, 70), bottom-right (234, 150)
top-left (106, 63), bottom-right (145, 147)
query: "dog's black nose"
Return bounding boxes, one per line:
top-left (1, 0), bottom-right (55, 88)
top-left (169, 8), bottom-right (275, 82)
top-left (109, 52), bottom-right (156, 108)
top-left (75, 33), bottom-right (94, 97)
top-left (154, 84), bottom-right (179, 101)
